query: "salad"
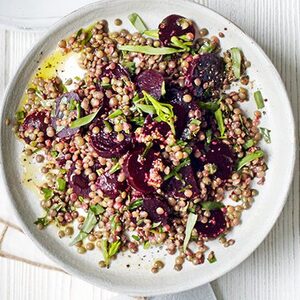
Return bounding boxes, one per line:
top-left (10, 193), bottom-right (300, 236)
top-left (12, 13), bottom-right (269, 273)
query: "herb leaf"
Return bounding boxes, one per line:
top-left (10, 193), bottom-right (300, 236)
top-left (199, 41), bottom-right (215, 53)
top-left (243, 139), bottom-right (254, 149)
top-left (16, 111), bottom-right (25, 121)
top-left (144, 29), bottom-right (159, 38)
top-left (230, 48), bottom-right (242, 79)
top-left (254, 90), bottom-right (265, 109)
top-left (183, 213), bottom-right (198, 252)
top-left (70, 108), bottom-right (100, 129)
top-left (214, 108), bottom-right (226, 137)
top-left (199, 101), bottom-right (219, 112)
top-left (108, 109), bottom-right (123, 119)
top-left (34, 216), bottom-right (50, 227)
top-left (128, 13), bottom-right (148, 33)
top-left (128, 198), bottom-right (143, 210)
top-left (237, 150), bottom-right (265, 170)
top-left (41, 188), bottom-right (54, 201)
top-left (201, 201), bottom-right (224, 210)
top-left (90, 204), bottom-right (105, 215)
top-left (109, 162), bottom-right (121, 174)
top-left (56, 178), bottom-right (66, 191)
top-left (135, 103), bottom-right (157, 114)
top-left (260, 127), bottom-right (271, 143)
top-left (108, 240), bottom-right (121, 257)
top-left (100, 239), bottom-right (122, 267)
top-left (118, 45), bottom-right (185, 55)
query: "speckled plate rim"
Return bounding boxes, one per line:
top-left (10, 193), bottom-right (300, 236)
top-left (0, 0), bottom-right (296, 296)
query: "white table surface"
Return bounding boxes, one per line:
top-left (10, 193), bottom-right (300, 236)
top-left (0, 0), bottom-right (299, 299)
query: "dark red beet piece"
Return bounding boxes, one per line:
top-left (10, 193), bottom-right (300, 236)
top-left (185, 53), bottom-right (225, 100)
top-left (21, 111), bottom-right (49, 144)
top-left (123, 146), bottom-right (160, 194)
top-left (158, 14), bottom-right (195, 46)
top-left (90, 119), bottom-right (132, 158)
top-left (52, 92), bottom-right (81, 139)
top-left (67, 164), bottom-right (90, 197)
top-left (205, 140), bottom-right (236, 180)
top-left (164, 165), bottom-right (200, 199)
top-left (136, 69), bottom-right (164, 99)
top-left (195, 209), bottom-right (226, 238)
top-left (102, 63), bottom-right (130, 79)
top-left (96, 172), bottom-right (126, 199)
top-left (142, 195), bottom-right (171, 225)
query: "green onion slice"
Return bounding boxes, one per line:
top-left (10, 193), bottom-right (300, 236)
top-left (237, 150), bottom-right (265, 170)
top-left (230, 47), bottom-right (242, 79)
top-left (254, 90), bottom-right (265, 109)
top-left (144, 29), bottom-right (159, 38)
top-left (128, 13), bottom-right (148, 33)
top-left (214, 108), bottom-right (226, 137)
top-left (183, 213), bottom-right (198, 252)
top-left (69, 108), bottom-right (100, 129)
top-left (260, 127), bottom-right (271, 143)
top-left (118, 45), bottom-right (185, 55)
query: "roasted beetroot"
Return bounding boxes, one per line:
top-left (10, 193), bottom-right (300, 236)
top-left (90, 119), bottom-right (132, 158)
top-left (67, 165), bottom-right (90, 197)
top-left (101, 63), bottom-right (130, 79)
top-left (136, 69), bottom-right (164, 99)
top-left (195, 209), bottom-right (226, 238)
top-left (185, 53), bottom-right (225, 100)
top-left (52, 92), bottom-right (81, 139)
top-left (158, 14), bottom-right (195, 46)
top-left (205, 140), bottom-right (236, 180)
top-left (124, 146), bottom-right (160, 194)
top-left (21, 111), bottom-right (49, 144)
top-left (164, 164), bottom-right (200, 199)
top-left (96, 171), bottom-right (126, 198)
top-left (142, 195), bottom-right (171, 225)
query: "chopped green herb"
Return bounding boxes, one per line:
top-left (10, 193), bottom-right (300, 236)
top-left (78, 196), bottom-right (84, 203)
top-left (100, 239), bottom-right (122, 267)
top-left (16, 111), bottom-right (25, 121)
top-left (101, 239), bottom-right (109, 266)
top-left (118, 45), bottom-right (185, 55)
top-left (34, 216), bottom-right (50, 227)
top-left (142, 142), bottom-right (153, 157)
top-left (152, 222), bottom-right (161, 228)
top-left (144, 29), bottom-right (159, 38)
top-left (35, 89), bottom-right (44, 100)
top-left (68, 98), bottom-right (76, 111)
top-left (199, 101), bottom-right (219, 112)
top-left (190, 119), bottom-right (201, 126)
top-left (214, 108), bottom-right (226, 137)
top-left (50, 150), bottom-right (58, 158)
top-left (128, 13), bottom-right (148, 33)
top-left (61, 83), bottom-right (68, 93)
top-left (108, 240), bottom-right (121, 258)
top-left (254, 90), bottom-right (265, 109)
top-left (82, 30), bottom-right (93, 45)
top-left (199, 41), bottom-right (215, 53)
top-left (135, 103), bottom-right (157, 114)
top-left (243, 139), bottom-right (254, 149)
top-left (161, 81), bottom-right (166, 96)
top-left (128, 198), bottom-right (143, 210)
top-left (183, 212), bottom-right (198, 252)
top-left (41, 188), bottom-right (54, 201)
top-left (206, 129), bottom-right (212, 144)
top-left (131, 115), bottom-right (145, 126)
top-left (208, 254), bottom-right (217, 263)
top-left (260, 127), bottom-right (271, 143)
top-left (56, 178), bottom-right (66, 191)
top-left (170, 36), bottom-right (192, 51)
top-left (230, 48), bottom-right (242, 79)
top-left (108, 109), bottom-right (123, 119)
top-left (90, 204), bottom-right (105, 215)
top-left (121, 61), bottom-right (136, 75)
top-left (201, 201), bottom-right (224, 210)
top-left (103, 120), bottom-right (112, 132)
top-left (164, 158), bottom-right (191, 181)
top-left (101, 83), bottom-right (112, 89)
top-left (109, 162), bottom-right (121, 174)
top-left (70, 108), bottom-right (100, 129)
top-left (143, 241), bottom-right (151, 249)
top-left (132, 235), bottom-right (140, 241)
top-left (237, 150), bottom-right (265, 170)
top-left (75, 28), bottom-right (83, 39)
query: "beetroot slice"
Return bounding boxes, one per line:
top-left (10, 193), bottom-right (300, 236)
top-left (102, 63), bottom-right (130, 79)
top-left (52, 92), bottom-right (81, 139)
top-left (142, 195), bottom-right (171, 225)
top-left (158, 14), bottom-right (195, 46)
top-left (67, 164), bottom-right (90, 197)
top-left (205, 140), bottom-right (236, 180)
top-left (21, 111), bottom-right (49, 144)
top-left (96, 172), bottom-right (126, 198)
top-left (136, 70), bottom-right (164, 99)
top-left (185, 53), bottom-right (225, 100)
top-left (123, 146), bottom-right (160, 194)
top-left (90, 119), bottom-right (132, 158)
top-left (195, 209), bottom-right (226, 238)
top-left (164, 165), bottom-right (200, 199)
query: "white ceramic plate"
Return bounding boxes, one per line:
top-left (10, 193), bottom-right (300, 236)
top-left (0, 0), bottom-right (296, 296)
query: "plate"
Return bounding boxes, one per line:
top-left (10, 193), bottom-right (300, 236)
top-left (0, 0), bottom-right (296, 296)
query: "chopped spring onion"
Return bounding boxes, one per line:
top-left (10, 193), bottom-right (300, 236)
top-left (183, 212), bottom-right (198, 252)
top-left (90, 204), bottom-right (105, 215)
top-left (135, 103), bottom-right (157, 114)
top-left (128, 13), bottom-right (148, 33)
top-left (121, 61), bottom-right (136, 75)
top-left (199, 41), bottom-right (215, 53)
top-left (170, 36), bottom-right (192, 50)
top-left (214, 108), bottom-right (226, 137)
top-left (144, 29), bottom-right (159, 38)
top-left (109, 162), bottom-right (121, 174)
top-left (70, 108), bottom-right (100, 128)
top-left (56, 178), bottom-right (66, 191)
top-left (254, 90), bottom-right (265, 109)
top-left (128, 198), bottom-right (143, 210)
top-left (164, 158), bottom-right (191, 181)
top-left (143, 241), bottom-right (151, 249)
top-left (132, 235), bottom-right (140, 241)
top-left (201, 201), bottom-right (224, 210)
top-left (118, 45), bottom-right (185, 55)
top-left (103, 120), bottom-right (112, 132)
top-left (101, 83), bottom-right (112, 89)
top-left (236, 150), bottom-right (265, 170)
top-left (108, 109), bottom-right (123, 119)
top-left (50, 150), bottom-right (59, 158)
top-left (161, 80), bottom-right (166, 96)
top-left (230, 47), bottom-right (242, 79)
top-left (260, 127), bottom-right (271, 143)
